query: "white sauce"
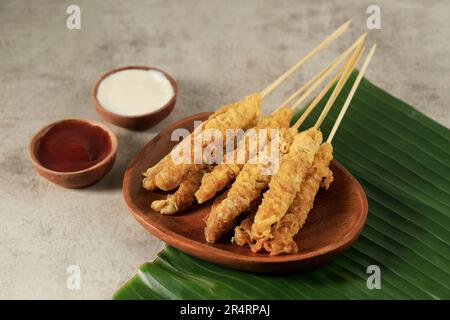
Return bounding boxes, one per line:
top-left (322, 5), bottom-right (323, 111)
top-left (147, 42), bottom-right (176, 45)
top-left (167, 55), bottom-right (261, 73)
top-left (97, 69), bottom-right (174, 116)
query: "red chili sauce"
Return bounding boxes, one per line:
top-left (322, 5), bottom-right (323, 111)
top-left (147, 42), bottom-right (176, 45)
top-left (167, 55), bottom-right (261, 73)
top-left (37, 120), bottom-right (112, 172)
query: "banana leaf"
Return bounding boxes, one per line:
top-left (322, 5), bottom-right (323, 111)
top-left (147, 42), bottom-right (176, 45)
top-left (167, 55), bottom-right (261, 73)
top-left (114, 72), bottom-right (450, 300)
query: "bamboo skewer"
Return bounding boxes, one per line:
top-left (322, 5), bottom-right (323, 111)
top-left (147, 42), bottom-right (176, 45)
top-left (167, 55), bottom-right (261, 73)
top-left (288, 34), bottom-right (367, 111)
top-left (259, 20), bottom-right (351, 98)
top-left (277, 33), bottom-right (367, 112)
top-left (290, 34), bottom-right (367, 130)
top-left (245, 34), bottom-right (366, 122)
top-left (276, 57), bottom-right (343, 111)
top-left (313, 41), bottom-right (365, 130)
top-left (287, 81), bottom-right (327, 115)
top-left (291, 67), bottom-right (345, 130)
top-left (327, 44), bottom-right (377, 142)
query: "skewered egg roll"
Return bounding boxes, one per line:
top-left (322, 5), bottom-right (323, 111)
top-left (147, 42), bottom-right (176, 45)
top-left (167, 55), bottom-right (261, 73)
top-left (204, 128), bottom-right (296, 243)
top-left (142, 100), bottom-right (242, 190)
top-left (250, 128), bottom-right (322, 241)
top-left (142, 156), bottom-right (171, 190)
top-left (155, 94), bottom-right (262, 191)
top-left (232, 212), bottom-right (256, 247)
top-left (269, 142), bottom-right (333, 255)
top-left (195, 107), bottom-right (293, 204)
top-left (233, 143), bottom-right (333, 252)
top-left (150, 166), bottom-right (208, 215)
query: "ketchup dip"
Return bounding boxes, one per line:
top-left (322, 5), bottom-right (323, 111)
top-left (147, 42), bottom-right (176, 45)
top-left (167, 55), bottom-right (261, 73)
top-left (36, 120), bottom-right (112, 172)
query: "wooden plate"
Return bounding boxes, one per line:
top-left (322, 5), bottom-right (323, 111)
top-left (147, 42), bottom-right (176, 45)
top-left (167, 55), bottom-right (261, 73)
top-left (123, 112), bottom-right (368, 273)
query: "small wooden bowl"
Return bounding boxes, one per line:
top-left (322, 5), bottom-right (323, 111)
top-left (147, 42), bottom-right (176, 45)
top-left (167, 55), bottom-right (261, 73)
top-left (92, 66), bottom-right (177, 130)
top-left (123, 113), bottom-right (368, 273)
top-left (29, 119), bottom-right (118, 189)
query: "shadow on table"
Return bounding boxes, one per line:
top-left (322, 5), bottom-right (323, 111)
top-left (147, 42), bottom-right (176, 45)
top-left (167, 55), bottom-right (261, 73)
top-left (90, 130), bottom-right (150, 191)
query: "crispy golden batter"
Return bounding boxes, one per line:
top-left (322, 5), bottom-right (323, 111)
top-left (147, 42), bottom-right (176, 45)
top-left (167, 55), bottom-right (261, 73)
top-left (195, 107), bottom-right (292, 204)
top-left (154, 94), bottom-right (262, 191)
top-left (142, 156), bottom-right (171, 190)
top-left (204, 128), bottom-right (296, 243)
top-left (142, 100), bottom-right (241, 191)
top-left (240, 143), bottom-right (333, 253)
top-left (151, 167), bottom-right (208, 215)
top-left (269, 143), bottom-right (333, 255)
top-left (250, 128), bottom-right (322, 241)
top-left (231, 196), bottom-right (263, 247)
top-left (204, 94), bottom-right (261, 131)
top-left (232, 212), bottom-right (255, 247)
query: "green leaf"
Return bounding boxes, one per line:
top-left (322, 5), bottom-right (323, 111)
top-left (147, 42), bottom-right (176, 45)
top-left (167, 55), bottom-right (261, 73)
top-left (114, 72), bottom-right (450, 300)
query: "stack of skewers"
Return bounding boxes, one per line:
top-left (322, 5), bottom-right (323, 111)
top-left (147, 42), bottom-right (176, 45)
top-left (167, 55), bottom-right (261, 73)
top-left (142, 20), bottom-right (376, 255)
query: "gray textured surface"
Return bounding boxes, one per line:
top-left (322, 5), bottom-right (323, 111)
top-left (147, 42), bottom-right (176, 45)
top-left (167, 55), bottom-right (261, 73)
top-left (0, 0), bottom-right (448, 299)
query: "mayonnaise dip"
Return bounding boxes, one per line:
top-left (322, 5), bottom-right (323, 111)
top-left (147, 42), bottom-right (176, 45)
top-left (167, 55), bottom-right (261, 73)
top-left (97, 69), bottom-right (174, 116)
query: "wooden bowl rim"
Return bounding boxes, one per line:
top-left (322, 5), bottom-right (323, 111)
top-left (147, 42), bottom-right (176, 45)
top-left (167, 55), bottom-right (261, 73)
top-left (122, 112), bottom-right (368, 266)
top-left (29, 118), bottom-right (118, 176)
top-left (92, 65), bottom-right (178, 121)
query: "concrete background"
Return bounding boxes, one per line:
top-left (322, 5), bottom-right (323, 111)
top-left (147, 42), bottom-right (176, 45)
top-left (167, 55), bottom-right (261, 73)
top-left (0, 0), bottom-right (448, 299)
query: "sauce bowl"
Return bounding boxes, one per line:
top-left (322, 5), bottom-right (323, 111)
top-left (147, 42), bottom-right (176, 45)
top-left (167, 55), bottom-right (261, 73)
top-left (29, 119), bottom-right (118, 188)
top-left (92, 66), bottom-right (177, 130)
